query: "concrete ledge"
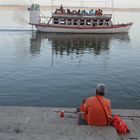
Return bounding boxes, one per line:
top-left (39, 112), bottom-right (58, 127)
top-left (0, 107), bottom-right (139, 140)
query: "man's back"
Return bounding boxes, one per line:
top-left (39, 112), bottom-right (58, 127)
top-left (84, 95), bottom-right (112, 126)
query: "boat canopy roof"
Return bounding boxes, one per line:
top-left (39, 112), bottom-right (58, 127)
top-left (52, 13), bottom-right (112, 19)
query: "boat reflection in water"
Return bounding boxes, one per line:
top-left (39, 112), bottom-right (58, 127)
top-left (30, 33), bottom-right (130, 56)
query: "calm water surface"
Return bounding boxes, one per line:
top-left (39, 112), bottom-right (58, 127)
top-left (0, 9), bottom-right (140, 108)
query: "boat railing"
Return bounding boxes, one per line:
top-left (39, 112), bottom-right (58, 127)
top-left (52, 13), bottom-right (112, 19)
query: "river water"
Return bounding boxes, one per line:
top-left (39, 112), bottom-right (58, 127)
top-left (0, 8), bottom-right (140, 109)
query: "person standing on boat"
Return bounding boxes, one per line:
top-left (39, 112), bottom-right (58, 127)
top-left (79, 83), bottom-right (112, 126)
top-left (60, 5), bottom-right (64, 13)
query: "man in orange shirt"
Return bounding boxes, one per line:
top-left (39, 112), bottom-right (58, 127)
top-left (80, 83), bottom-right (112, 126)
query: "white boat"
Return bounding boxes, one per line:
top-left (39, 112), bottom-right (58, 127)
top-left (28, 4), bottom-right (133, 34)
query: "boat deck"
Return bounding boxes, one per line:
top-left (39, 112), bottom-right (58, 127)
top-left (52, 13), bottom-right (112, 19)
top-left (0, 107), bottom-right (139, 140)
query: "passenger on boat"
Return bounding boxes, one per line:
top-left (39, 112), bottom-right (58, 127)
top-left (95, 9), bottom-right (97, 15)
top-left (60, 5), bottom-right (63, 11)
top-left (89, 9), bottom-right (95, 15)
top-left (67, 9), bottom-right (71, 14)
top-left (98, 9), bottom-right (103, 15)
top-left (60, 5), bottom-right (64, 14)
top-left (79, 83), bottom-right (112, 126)
top-left (101, 10), bottom-right (103, 15)
top-left (80, 10), bottom-right (84, 14)
top-left (95, 9), bottom-right (103, 16)
top-left (71, 10), bottom-right (76, 15)
top-left (81, 10), bottom-right (88, 15)
top-left (73, 10), bottom-right (77, 14)
top-left (77, 9), bottom-right (81, 15)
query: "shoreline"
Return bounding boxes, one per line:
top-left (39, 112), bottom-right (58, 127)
top-left (0, 106), bottom-right (139, 139)
top-left (0, 5), bottom-right (140, 12)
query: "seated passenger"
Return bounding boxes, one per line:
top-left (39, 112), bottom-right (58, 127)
top-left (74, 10), bottom-right (77, 14)
top-left (80, 10), bottom-right (85, 14)
top-left (89, 9), bottom-right (95, 15)
top-left (80, 10), bottom-right (88, 15)
top-left (100, 10), bottom-right (103, 15)
top-left (67, 9), bottom-right (70, 14)
top-left (95, 10), bottom-right (98, 16)
top-left (72, 10), bottom-right (75, 14)
top-left (77, 9), bottom-right (81, 15)
top-left (84, 10), bottom-right (88, 15)
top-left (80, 83), bottom-right (112, 126)
top-left (98, 9), bottom-right (103, 15)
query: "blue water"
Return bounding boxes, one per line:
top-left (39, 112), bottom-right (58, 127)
top-left (0, 10), bottom-right (140, 109)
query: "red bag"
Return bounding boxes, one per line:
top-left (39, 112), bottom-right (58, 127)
top-left (112, 115), bottom-right (130, 135)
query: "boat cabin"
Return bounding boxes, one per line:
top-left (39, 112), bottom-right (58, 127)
top-left (50, 6), bottom-right (112, 27)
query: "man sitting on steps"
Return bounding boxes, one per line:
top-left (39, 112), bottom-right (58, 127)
top-left (79, 83), bottom-right (112, 126)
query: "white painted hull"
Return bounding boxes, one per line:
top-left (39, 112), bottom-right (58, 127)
top-left (36, 23), bottom-right (133, 34)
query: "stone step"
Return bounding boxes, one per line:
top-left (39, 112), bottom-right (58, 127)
top-left (0, 125), bottom-right (120, 140)
top-left (0, 116), bottom-right (119, 139)
top-left (0, 115), bottom-right (119, 139)
top-left (0, 107), bottom-right (139, 140)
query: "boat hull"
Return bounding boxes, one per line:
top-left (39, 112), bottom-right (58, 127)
top-left (36, 23), bottom-right (133, 34)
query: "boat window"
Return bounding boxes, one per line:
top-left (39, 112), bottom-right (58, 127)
top-left (60, 21), bottom-right (65, 25)
top-left (59, 18), bottom-right (66, 25)
top-left (54, 18), bottom-right (58, 21)
top-left (80, 19), bottom-right (84, 25)
top-left (99, 22), bottom-right (103, 25)
top-left (73, 19), bottom-right (78, 25)
top-left (53, 18), bottom-right (59, 24)
top-left (54, 21), bottom-right (58, 24)
top-left (99, 19), bottom-right (103, 22)
top-left (67, 19), bottom-right (72, 25)
top-left (99, 19), bottom-right (103, 25)
top-left (86, 20), bottom-right (92, 26)
top-left (104, 22), bottom-right (109, 26)
top-left (104, 19), bottom-right (110, 26)
top-left (93, 23), bottom-right (97, 26)
top-left (93, 20), bottom-right (97, 26)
